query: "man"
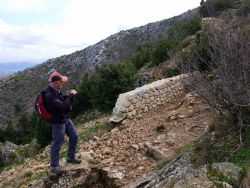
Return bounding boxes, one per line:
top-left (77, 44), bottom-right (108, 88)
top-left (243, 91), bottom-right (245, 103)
top-left (44, 71), bottom-right (81, 175)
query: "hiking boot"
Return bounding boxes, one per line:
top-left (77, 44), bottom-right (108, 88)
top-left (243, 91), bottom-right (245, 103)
top-left (66, 158), bottom-right (82, 164)
top-left (50, 166), bottom-right (66, 175)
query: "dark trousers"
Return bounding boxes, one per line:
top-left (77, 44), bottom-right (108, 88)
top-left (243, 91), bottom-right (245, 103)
top-left (50, 119), bottom-right (79, 168)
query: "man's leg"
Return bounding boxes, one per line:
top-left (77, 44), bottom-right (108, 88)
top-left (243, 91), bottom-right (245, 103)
top-left (50, 123), bottom-right (65, 168)
top-left (65, 119), bottom-right (79, 161)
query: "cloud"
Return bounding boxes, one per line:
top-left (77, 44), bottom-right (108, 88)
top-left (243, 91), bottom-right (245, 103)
top-left (0, 0), bottom-right (46, 12)
top-left (0, 0), bottom-right (201, 63)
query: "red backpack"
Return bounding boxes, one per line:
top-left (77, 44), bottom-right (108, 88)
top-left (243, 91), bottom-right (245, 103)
top-left (35, 90), bottom-right (52, 121)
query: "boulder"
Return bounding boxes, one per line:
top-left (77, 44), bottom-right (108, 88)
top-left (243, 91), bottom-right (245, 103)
top-left (211, 162), bottom-right (245, 187)
top-left (109, 93), bottom-right (130, 123)
top-left (0, 141), bottom-right (20, 166)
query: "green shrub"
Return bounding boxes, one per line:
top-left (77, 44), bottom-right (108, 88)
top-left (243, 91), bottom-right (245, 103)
top-left (231, 128), bottom-right (250, 167)
top-left (237, 0), bottom-right (250, 16)
top-left (90, 62), bottom-right (136, 111)
top-left (35, 117), bottom-right (51, 148)
top-left (183, 31), bottom-right (213, 72)
top-left (164, 67), bottom-right (181, 78)
top-left (14, 103), bottom-right (22, 114)
top-left (150, 37), bottom-right (172, 66)
top-left (71, 73), bottom-right (93, 118)
top-left (167, 15), bottom-right (202, 49)
top-left (0, 118), bottom-right (21, 144)
top-left (73, 61), bottom-right (136, 115)
top-left (200, 0), bottom-right (234, 17)
top-left (130, 42), bottom-right (152, 69)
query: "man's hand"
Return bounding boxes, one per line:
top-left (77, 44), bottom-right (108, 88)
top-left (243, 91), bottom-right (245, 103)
top-left (68, 89), bottom-right (77, 95)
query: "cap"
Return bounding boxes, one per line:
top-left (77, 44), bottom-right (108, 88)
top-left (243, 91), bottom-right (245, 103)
top-left (49, 71), bottom-right (68, 83)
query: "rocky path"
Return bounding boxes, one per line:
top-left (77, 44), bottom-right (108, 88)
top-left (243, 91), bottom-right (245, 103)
top-left (78, 92), bottom-right (216, 186)
top-left (0, 92), bottom-right (217, 187)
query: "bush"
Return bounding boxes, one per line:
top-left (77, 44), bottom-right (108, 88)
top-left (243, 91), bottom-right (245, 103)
top-left (168, 15), bottom-right (202, 49)
top-left (35, 117), bottom-right (51, 148)
top-left (181, 17), bottom-right (250, 140)
top-left (164, 67), bottom-right (181, 78)
top-left (71, 73), bottom-right (93, 118)
top-left (130, 42), bottom-right (152, 69)
top-left (150, 37), bottom-right (172, 66)
top-left (231, 128), bottom-right (250, 167)
top-left (183, 31), bottom-right (213, 73)
top-left (15, 112), bottom-right (33, 144)
top-left (237, 0), bottom-right (250, 16)
top-left (200, 0), bottom-right (234, 17)
top-left (90, 62), bottom-right (136, 111)
top-left (72, 61), bottom-right (136, 115)
top-left (0, 119), bottom-right (15, 143)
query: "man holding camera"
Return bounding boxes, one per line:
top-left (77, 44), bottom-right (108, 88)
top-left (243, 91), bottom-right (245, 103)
top-left (45, 71), bottom-right (81, 175)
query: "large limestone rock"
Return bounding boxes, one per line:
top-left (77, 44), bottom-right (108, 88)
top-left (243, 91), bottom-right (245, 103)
top-left (211, 162), bottom-right (245, 187)
top-left (125, 152), bottom-right (245, 188)
top-left (109, 93), bottom-right (130, 123)
top-left (0, 141), bottom-right (20, 166)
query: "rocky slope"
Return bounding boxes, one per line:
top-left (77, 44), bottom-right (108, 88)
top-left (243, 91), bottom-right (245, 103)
top-left (0, 8), bottom-right (198, 129)
top-left (0, 89), bottom-right (220, 187)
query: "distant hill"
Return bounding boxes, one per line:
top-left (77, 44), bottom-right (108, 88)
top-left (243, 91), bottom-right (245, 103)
top-left (0, 62), bottom-right (38, 77)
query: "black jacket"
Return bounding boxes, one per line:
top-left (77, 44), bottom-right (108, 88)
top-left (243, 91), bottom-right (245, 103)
top-left (44, 86), bottom-right (74, 124)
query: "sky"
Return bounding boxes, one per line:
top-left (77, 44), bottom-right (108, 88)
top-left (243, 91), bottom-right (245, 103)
top-left (0, 0), bottom-right (201, 64)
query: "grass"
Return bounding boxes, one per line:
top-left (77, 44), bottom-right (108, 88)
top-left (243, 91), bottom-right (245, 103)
top-left (206, 164), bottom-right (245, 187)
top-left (190, 119), bottom-right (250, 174)
top-left (0, 158), bottom-right (25, 174)
top-left (0, 142), bottom-right (44, 175)
top-left (230, 128), bottom-right (250, 168)
top-left (79, 122), bottom-right (104, 141)
top-left (15, 143), bottom-right (42, 158)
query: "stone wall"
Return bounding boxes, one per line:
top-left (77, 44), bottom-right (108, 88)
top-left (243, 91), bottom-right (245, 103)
top-left (110, 74), bottom-right (188, 123)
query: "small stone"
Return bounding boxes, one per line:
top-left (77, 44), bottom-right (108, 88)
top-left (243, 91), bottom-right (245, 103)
top-left (137, 166), bottom-right (144, 171)
top-left (103, 147), bottom-right (112, 155)
top-left (108, 170), bottom-right (124, 180)
top-left (128, 105), bottom-right (135, 111)
top-left (131, 144), bottom-right (139, 150)
top-left (170, 116), bottom-right (176, 120)
top-left (154, 140), bottom-right (160, 144)
top-left (145, 94), bottom-right (150, 99)
top-left (93, 136), bottom-right (100, 141)
top-left (121, 120), bottom-right (128, 125)
top-left (144, 141), bottom-right (152, 147)
top-left (146, 147), bottom-right (165, 161)
top-left (89, 140), bottom-right (96, 145)
top-left (103, 167), bottom-right (111, 172)
top-left (101, 157), bottom-right (115, 165)
top-left (117, 156), bottom-right (126, 162)
top-left (177, 114), bottom-right (186, 119)
top-left (111, 128), bottom-right (120, 133)
top-left (166, 139), bottom-right (175, 146)
top-left (132, 110), bottom-right (137, 116)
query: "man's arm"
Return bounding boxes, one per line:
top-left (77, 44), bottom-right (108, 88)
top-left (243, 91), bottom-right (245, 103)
top-left (48, 94), bottom-right (74, 112)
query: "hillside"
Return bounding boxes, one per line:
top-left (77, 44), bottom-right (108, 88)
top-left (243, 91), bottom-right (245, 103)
top-left (0, 0), bottom-right (249, 187)
top-left (0, 9), bottom-right (198, 129)
top-left (0, 84), bottom-right (218, 187)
